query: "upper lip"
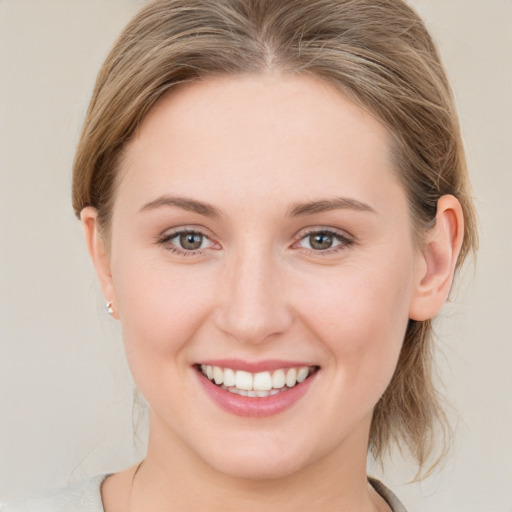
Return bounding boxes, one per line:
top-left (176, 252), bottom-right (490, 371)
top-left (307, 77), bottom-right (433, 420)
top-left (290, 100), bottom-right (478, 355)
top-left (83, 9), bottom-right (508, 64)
top-left (196, 359), bottom-right (318, 373)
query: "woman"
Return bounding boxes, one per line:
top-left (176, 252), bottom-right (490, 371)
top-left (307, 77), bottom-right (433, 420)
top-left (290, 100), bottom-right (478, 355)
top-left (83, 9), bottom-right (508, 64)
top-left (2, 0), bottom-right (477, 510)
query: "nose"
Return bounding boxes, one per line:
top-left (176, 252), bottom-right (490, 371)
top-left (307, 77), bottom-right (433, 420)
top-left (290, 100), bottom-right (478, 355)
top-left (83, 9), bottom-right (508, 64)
top-left (214, 244), bottom-right (293, 345)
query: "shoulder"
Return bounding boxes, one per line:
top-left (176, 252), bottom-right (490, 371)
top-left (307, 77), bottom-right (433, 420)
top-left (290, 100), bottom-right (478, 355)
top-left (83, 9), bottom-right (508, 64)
top-left (369, 477), bottom-right (409, 512)
top-left (2, 474), bottom-right (406, 512)
top-left (0, 474), bottom-right (109, 512)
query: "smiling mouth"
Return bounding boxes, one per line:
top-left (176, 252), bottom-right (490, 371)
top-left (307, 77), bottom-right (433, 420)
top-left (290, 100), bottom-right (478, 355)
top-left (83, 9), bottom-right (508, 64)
top-left (196, 364), bottom-right (319, 398)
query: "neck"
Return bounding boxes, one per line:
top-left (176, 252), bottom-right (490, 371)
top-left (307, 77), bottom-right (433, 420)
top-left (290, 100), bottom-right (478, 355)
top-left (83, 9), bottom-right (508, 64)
top-left (124, 411), bottom-right (388, 512)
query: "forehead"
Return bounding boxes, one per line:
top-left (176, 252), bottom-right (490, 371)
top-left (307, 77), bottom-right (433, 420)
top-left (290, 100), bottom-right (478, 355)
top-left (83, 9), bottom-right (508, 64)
top-left (117, 73), bottom-right (403, 216)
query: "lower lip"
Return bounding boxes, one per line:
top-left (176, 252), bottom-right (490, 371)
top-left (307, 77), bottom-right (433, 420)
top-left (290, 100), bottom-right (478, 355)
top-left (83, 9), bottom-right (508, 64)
top-left (195, 369), bottom-right (317, 417)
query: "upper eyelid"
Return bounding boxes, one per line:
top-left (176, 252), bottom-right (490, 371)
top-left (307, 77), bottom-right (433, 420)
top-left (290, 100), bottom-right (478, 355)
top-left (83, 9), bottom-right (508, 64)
top-left (294, 226), bottom-right (354, 241)
top-left (159, 225), bottom-right (214, 240)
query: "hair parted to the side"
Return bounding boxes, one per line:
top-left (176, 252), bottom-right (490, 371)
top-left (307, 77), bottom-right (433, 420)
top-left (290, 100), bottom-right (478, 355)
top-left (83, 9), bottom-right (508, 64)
top-left (72, 0), bottom-right (478, 476)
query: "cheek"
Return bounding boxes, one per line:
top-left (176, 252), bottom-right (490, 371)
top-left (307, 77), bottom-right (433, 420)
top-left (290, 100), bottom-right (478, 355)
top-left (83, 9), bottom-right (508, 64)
top-left (111, 253), bottom-right (213, 376)
top-left (295, 257), bottom-right (414, 384)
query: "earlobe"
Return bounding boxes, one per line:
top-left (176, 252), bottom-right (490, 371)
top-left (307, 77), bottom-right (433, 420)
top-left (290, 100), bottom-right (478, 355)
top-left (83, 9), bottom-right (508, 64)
top-left (80, 207), bottom-right (119, 319)
top-left (409, 195), bottom-right (464, 321)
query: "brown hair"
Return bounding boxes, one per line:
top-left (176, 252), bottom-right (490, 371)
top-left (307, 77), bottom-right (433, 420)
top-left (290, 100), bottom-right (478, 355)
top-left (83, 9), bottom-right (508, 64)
top-left (72, 0), bottom-right (478, 474)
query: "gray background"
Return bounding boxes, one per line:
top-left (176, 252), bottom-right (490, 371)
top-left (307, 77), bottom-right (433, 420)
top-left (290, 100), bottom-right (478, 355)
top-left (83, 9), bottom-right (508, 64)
top-left (0, 1), bottom-right (511, 510)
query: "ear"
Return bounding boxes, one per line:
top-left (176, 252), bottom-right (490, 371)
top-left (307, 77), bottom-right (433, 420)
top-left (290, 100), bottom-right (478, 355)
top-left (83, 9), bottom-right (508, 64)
top-left (81, 207), bottom-right (119, 319)
top-left (409, 195), bottom-right (464, 321)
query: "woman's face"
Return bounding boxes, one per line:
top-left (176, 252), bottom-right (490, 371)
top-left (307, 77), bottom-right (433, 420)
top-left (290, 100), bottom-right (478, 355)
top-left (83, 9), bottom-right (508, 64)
top-left (103, 74), bottom-right (426, 479)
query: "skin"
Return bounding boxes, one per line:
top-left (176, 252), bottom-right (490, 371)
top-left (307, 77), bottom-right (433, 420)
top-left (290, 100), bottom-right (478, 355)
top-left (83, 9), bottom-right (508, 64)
top-left (82, 73), bottom-right (463, 511)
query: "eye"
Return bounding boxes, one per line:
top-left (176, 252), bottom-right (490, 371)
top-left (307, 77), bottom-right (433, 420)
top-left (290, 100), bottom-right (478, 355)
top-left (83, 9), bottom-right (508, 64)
top-left (296, 229), bottom-right (352, 253)
top-left (176, 232), bottom-right (207, 251)
top-left (159, 229), bottom-right (215, 254)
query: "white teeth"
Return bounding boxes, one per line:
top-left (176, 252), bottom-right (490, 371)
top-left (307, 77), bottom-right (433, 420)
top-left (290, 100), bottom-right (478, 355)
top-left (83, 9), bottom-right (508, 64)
top-left (222, 386), bottom-right (275, 398)
top-left (253, 371), bottom-right (272, 391)
top-left (223, 368), bottom-right (236, 387)
top-left (235, 370), bottom-right (253, 391)
top-left (285, 368), bottom-right (297, 387)
top-left (297, 367), bottom-right (309, 383)
top-left (272, 369), bottom-right (285, 389)
top-left (200, 364), bottom-right (316, 396)
top-left (213, 366), bottom-right (223, 385)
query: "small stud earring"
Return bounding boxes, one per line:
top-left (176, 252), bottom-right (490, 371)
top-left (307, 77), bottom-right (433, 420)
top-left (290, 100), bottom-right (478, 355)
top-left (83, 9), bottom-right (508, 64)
top-left (105, 301), bottom-right (115, 316)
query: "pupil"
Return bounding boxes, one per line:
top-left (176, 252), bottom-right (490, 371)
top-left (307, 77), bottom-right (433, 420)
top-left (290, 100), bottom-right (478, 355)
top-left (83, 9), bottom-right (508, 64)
top-left (180, 233), bottom-right (202, 250)
top-left (310, 233), bottom-right (333, 250)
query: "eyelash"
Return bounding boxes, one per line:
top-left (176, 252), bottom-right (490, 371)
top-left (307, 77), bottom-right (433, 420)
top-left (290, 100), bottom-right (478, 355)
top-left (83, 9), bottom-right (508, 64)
top-left (157, 228), bottom-right (354, 256)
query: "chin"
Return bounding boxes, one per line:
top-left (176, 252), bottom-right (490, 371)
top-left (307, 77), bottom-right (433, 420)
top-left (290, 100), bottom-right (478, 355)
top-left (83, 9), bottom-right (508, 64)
top-left (196, 434), bottom-right (318, 481)
top-left (209, 453), bottom-right (307, 481)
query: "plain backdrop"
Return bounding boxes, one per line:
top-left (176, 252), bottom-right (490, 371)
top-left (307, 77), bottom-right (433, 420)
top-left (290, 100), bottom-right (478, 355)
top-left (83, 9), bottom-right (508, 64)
top-left (0, 1), bottom-right (511, 510)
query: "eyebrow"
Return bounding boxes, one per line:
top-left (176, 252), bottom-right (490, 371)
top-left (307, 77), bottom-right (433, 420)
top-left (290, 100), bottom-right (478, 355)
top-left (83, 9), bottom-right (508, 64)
top-left (287, 197), bottom-right (376, 217)
top-left (139, 194), bottom-right (375, 218)
top-left (139, 195), bottom-right (222, 218)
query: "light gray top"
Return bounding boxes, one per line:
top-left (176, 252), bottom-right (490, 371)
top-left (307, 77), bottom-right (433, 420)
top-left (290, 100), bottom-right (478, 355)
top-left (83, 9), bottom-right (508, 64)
top-left (1, 474), bottom-right (407, 511)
